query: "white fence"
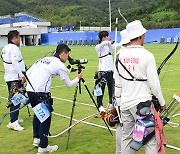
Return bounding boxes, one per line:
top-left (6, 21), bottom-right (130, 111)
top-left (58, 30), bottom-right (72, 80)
top-left (80, 26), bottom-right (110, 32)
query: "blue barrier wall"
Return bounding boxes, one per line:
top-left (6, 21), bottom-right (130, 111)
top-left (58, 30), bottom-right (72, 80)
top-left (145, 28), bottom-right (180, 43)
top-left (41, 28), bottom-right (180, 45)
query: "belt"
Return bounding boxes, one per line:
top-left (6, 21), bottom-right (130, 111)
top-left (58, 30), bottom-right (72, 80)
top-left (36, 92), bottom-right (51, 100)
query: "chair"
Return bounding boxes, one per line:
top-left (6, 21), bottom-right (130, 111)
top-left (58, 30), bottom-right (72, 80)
top-left (173, 36), bottom-right (179, 43)
top-left (94, 40), bottom-right (99, 45)
top-left (59, 39), bottom-right (63, 44)
top-left (64, 40), bottom-right (67, 45)
top-left (83, 40), bottom-right (88, 46)
top-left (160, 37), bottom-right (165, 44)
top-left (73, 40), bottom-right (77, 45)
top-left (77, 40), bottom-right (82, 46)
top-left (166, 37), bottom-right (172, 44)
top-left (89, 39), bottom-right (93, 46)
top-left (68, 40), bottom-right (72, 45)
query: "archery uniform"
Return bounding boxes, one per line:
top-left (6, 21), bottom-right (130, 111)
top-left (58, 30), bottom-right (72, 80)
top-left (26, 56), bottom-right (79, 149)
top-left (114, 45), bottom-right (165, 154)
top-left (95, 41), bottom-right (121, 110)
top-left (1, 42), bottom-right (25, 129)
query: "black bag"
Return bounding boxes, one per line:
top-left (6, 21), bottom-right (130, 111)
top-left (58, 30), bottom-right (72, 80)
top-left (137, 100), bottom-right (152, 116)
top-left (37, 93), bottom-right (54, 112)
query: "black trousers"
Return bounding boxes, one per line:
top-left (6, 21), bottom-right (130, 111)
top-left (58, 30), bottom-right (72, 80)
top-left (27, 91), bottom-right (52, 148)
top-left (6, 80), bottom-right (23, 123)
top-left (97, 71), bottom-right (114, 108)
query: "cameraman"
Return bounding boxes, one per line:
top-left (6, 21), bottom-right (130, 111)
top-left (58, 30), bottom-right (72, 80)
top-left (95, 31), bottom-right (121, 112)
top-left (26, 44), bottom-right (82, 153)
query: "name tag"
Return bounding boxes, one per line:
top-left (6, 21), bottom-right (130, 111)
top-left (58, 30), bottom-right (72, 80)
top-left (32, 102), bottom-right (50, 123)
top-left (132, 123), bottom-right (146, 143)
top-left (10, 93), bottom-right (26, 106)
top-left (94, 87), bottom-right (102, 96)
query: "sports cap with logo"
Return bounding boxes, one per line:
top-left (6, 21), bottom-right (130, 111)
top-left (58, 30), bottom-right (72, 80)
top-left (120, 29), bottom-right (130, 45)
top-left (126, 20), bottom-right (147, 40)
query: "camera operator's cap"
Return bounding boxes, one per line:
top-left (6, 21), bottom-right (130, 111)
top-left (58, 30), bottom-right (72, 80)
top-left (126, 20), bottom-right (147, 40)
top-left (120, 29), bottom-right (130, 45)
top-left (56, 43), bottom-right (71, 53)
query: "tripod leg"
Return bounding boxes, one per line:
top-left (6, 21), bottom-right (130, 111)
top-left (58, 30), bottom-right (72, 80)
top-left (66, 84), bottom-right (79, 149)
top-left (81, 78), bottom-right (113, 136)
top-left (79, 80), bottom-right (81, 94)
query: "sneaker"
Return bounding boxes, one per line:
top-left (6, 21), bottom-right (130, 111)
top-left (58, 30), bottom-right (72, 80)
top-left (99, 106), bottom-right (106, 113)
top-left (37, 145), bottom-right (58, 153)
top-left (18, 119), bottom-right (24, 124)
top-left (33, 138), bottom-right (40, 147)
top-left (108, 103), bottom-right (115, 109)
top-left (7, 120), bottom-right (24, 131)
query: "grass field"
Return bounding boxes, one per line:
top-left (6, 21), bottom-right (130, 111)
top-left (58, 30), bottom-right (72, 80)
top-left (0, 44), bottom-right (180, 154)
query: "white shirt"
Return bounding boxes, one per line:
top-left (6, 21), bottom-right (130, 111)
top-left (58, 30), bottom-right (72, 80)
top-left (114, 46), bottom-right (126, 106)
top-left (95, 41), bottom-right (121, 72)
top-left (113, 45), bottom-right (165, 110)
top-left (26, 57), bottom-right (79, 93)
top-left (1, 43), bottom-right (25, 82)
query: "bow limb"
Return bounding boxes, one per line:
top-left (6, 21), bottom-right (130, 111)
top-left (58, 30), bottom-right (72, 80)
top-left (47, 113), bottom-right (98, 138)
top-left (157, 40), bottom-right (179, 75)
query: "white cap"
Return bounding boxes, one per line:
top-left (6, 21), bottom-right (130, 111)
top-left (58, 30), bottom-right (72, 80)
top-left (126, 20), bottom-right (147, 40)
top-left (120, 29), bottom-right (130, 45)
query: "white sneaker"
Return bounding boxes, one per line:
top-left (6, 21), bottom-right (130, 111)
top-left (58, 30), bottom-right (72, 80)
top-left (108, 103), bottom-right (114, 109)
top-left (33, 138), bottom-right (40, 147)
top-left (7, 120), bottom-right (24, 131)
top-left (37, 145), bottom-right (58, 153)
top-left (99, 106), bottom-right (106, 113)
top-left (18, 119), bottom-right (24, 124)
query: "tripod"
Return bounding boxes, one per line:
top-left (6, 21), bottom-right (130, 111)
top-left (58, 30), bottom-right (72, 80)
top-left (66, 65), bottom-right (113, 149)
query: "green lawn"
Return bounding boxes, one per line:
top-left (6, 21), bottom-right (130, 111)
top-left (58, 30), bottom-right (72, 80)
top-left (0, 44), bottom-right (179, 154)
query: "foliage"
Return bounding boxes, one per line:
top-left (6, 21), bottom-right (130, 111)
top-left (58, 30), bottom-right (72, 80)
top-left (0, 0), bottom-right (179, 29)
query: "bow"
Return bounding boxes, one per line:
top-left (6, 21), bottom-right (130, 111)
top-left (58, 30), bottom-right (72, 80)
top-left (157, 40), bottom-right (179, 75)
top-left (47, 113), bottom-right (98, 138)
top-left (46, 108), bottom-right (116, 138)
top-left (153, 41), bottom-right (179, 112)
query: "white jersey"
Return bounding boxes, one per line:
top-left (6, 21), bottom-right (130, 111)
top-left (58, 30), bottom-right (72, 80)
top-left (26, 56), bottom-right (79, 93)
top-left (1, 43), bottom-right (25, 82)
top-left (95, 41), bottom-right (121, 72)
top-left (114, 46), bottom-right (126, 106)
top-left (113, 45), bottom-right (165, 110)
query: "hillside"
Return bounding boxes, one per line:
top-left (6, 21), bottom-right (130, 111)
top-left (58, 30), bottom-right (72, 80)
top-left (0, 0), bottom-right (179, 29)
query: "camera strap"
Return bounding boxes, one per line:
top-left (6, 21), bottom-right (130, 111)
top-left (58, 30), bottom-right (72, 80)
top-left (115, 54), bottom-right (147, 81)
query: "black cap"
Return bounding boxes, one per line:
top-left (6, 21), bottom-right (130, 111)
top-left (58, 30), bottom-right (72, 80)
top-left (56, 44), bottom-right (71, 54)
